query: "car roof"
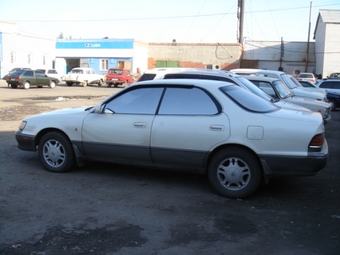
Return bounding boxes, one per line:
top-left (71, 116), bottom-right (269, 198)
top-left (241, 75), bottom-right (279, 82)
top-left (131, 78), bottom-right (235, 88)
top-left (231, 68), bottom-right (285, 75)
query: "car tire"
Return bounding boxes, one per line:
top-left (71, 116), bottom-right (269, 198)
top-left (49, 81), bottom-right (56, 89)
top-left (23, 81), bottom-right (30, 89)
top-left (66, 82), bottom-right (73, 86)
top-left (82, 80), bottom-right (88, 87)
top-left (208, 147), bottom-right (262, 198)
top-left (38, 132), bottom-right (75, 173)
top-left (328, 99), bottom-right (337, 111)
top-left (98, 79), bottom-right (104, 86)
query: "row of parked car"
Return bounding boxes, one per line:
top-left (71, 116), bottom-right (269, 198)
top-left (4, 67), bottom-right (135, 89)
top-left (14, 67), bottom-right (337, 199)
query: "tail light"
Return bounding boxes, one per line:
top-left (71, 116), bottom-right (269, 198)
top-left (309, 133), bottom-right (324, 151)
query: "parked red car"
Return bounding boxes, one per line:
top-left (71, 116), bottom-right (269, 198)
top-left (105, 68), bottom-right (133, 88)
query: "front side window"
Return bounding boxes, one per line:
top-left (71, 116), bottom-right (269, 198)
top-left (158, 87), bottom-right (219, 115)
top-left (105, 87), bottom-right (164, 114)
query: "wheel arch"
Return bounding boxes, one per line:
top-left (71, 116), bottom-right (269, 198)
top-left (205, 143), bottom-right (266, 180)
top-left (34, 128), bottom-right (72, 149)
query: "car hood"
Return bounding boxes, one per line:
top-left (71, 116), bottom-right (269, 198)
top-left (275, 100), bottom-right (311, 112)
top-left (292, 87), bottom-right (326, 101)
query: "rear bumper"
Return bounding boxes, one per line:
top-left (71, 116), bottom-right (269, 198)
top-left (260, 142), bottom-right (328, 177)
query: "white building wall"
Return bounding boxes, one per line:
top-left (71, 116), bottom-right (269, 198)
top-left (315, 18), bottom-right (327, 77)
top-left (1, 32), bottom-right (55, 77)
top-left (323, 23), bottom-right (340, 77)
top-left (133, 41), bottom-right (149, 73)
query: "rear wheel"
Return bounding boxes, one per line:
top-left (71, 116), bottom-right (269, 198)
top-left (98, 79), bottom-right (104, 86)
top-left (49, 81), bottom-right (56, 89)
top-left (208, 148), bottom-right (262, 198)
top-left (82, 80), bottom-right (88, 87)
top-left (23, 81), bottom-right (30, 89)
top-left (38, 132), bottom-right (75, 172)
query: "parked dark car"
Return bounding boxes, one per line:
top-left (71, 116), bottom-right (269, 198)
top-left (6, 69), bottom-right (58, 89)
top-left (325, 92), bottom-right (340, 110)
top-left (3, 67), bottom-right (32, 83)
top-left (299, 80), bottom-right (339, 110)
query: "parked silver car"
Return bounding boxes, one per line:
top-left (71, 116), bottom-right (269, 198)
top-left (243, 75), bottom-right (331, 123)
top-left (231, 69), bottom-right (328, 102)
top-left (15, 79), bottom-right (328, 198)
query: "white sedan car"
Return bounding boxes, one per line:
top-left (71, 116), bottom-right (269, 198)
top-left (15, 79), bottom-right (328, 198)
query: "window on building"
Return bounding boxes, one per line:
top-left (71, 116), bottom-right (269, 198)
top-left (28, 53), bottom-right (33, 64)
top-left (11, 52), bottom-right (17, 64)
top-left (206, 64), bottom-right (213, 69)
top-left (101, 59), bottom-right (109, 70)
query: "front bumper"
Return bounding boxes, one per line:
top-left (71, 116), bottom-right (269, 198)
top-left (15, 131), bottom-right (36, 151)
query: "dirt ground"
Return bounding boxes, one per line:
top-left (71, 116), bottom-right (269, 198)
top-left (0, 80), bottom-right (339, 255)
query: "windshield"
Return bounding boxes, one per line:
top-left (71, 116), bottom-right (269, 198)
top-left (281, 74), bottom-right (297, 89)
top-left (273, 80), bottom-right (292, 99)
top-left (235, 76), bottom-right (275, 102)
top-left (289, 76), bottom-right (303, 87)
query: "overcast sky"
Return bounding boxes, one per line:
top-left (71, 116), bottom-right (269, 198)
top-left (0, 0), bottom-right (339, 43)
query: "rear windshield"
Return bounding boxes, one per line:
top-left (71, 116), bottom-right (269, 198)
top-left (10, 70), bottom-right (25, 76)
top-left (109, 69), bottom-right (123, 74)
top-left (220, 85), bottom-right (279, 113)
top-left (71, 69), bottom-right (83, 74)
top-left (138, 73), bottom-right (157, 81)
top-left (298, 73), bottom-right (313, 78)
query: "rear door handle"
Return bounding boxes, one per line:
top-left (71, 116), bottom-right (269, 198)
top-left (209, 125), bottom-right (224, 131)
top-left (133, 122), bottom-right (147, 128)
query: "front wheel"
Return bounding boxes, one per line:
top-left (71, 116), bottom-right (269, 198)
top-left (38, 132), bottom-right (75, 172)
top-left (328, 99), bottom-right (337, 111)
top-left (208, 148), bottom-right (262, 198)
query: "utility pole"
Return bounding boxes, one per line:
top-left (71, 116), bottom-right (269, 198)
top-left (237, 0), bottom-right (244, 44)
top-left (305, 2), bottom-right (312, 72)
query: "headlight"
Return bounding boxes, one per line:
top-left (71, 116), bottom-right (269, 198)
top-left (18, 121), bottom-right (27, 130)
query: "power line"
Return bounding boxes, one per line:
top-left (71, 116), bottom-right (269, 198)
top-left (6, 3), bottom-right (340, 23)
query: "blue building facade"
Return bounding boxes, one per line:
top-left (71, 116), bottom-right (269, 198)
top-left (55, 38), bottom-right (148, 75)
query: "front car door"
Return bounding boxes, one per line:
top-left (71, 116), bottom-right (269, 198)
top-left (81, 86), bottom-right (164, 165)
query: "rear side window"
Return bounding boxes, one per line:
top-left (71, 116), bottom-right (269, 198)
top-left (159, 87), bottom-right (220, 115)
top-left (24, 71), bottom-right (34, 77)
top-left (220, 85), bottom-right (279, 113)
top-left (138, 73), bottom-right (157, 81)
top-left (319, 82), bottom-right (332, 89)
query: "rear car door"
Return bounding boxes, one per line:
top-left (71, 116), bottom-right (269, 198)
top-left (35, 71), bottom-right (49, 86)
top-left (151, 86), bottom-right (230, 170)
